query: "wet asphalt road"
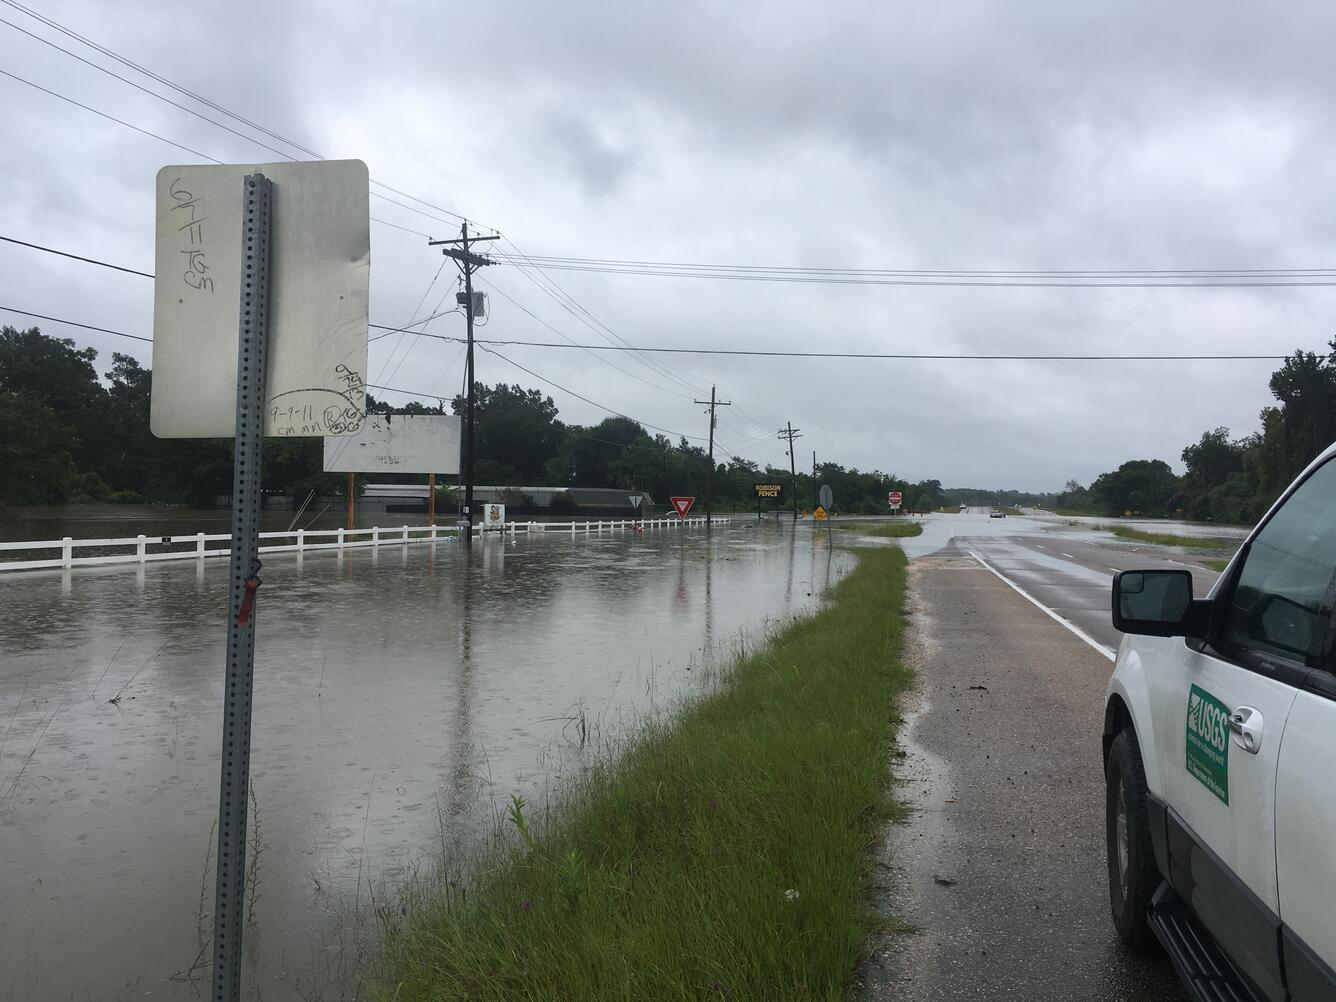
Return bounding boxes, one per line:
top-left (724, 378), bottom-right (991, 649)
top-left (855, 510), bottom-right (1241, 1000)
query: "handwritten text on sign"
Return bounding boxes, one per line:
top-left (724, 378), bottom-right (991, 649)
top-left (150, 160), bottom-right (371, 439)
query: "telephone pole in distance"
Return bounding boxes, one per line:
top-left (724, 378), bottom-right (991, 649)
top-left (428, 222), bottom-right (499, 546)
top-left (695, 385), bottom-right (731, 525)
top-left (778, 422), bottom-right (803, 521)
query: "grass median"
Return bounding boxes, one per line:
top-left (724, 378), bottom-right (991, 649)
top-left (377, 547), bottom-right (911, 1001)
top-left (1100, 524), bottom-right (1232, 549)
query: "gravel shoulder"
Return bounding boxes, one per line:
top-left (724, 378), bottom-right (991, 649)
top-left (854, 546), bottom-right (1187, 1001)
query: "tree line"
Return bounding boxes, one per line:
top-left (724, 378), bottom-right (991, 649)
top-left (1052, 344), bottom-right (1336, 523)
top-left (1, 325), bottom-right (944, 514)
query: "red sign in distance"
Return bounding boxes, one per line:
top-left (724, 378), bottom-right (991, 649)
top-left (670, 496), bottom-right (696, 519)
top-left (888, 491), bottom-right (903, 505)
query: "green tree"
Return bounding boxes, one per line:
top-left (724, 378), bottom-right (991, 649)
top-left (1089, 459), bottom-right (1180, 517)
top-left (0, 390), bottom-right (74, 503)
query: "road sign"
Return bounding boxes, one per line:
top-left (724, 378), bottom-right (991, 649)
top-left (888, 491), bottom-right (903, 505)
top-left (151, 160), bottom-right (370, 438)
top-left (813, 505), bottom-right (828, 520)
top-left (754, 483), bottom-right (783, 498)
top-left (629, 494), bottom-right (643, 509)
top-left (670, 496), bottom-right (695, 519)
top-left (819, 485), bottom-right (833, 510)
top-left (322, 414), bottom-right (461, 473)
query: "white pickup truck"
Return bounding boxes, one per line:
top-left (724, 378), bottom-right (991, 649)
top-left (1105, 445), bottom-right (1336, 1002)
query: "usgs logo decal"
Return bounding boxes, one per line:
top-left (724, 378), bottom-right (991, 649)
top-left (1186, 685), bottom-right (1230, 804)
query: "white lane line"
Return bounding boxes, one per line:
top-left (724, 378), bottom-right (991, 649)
top-left (1035, 543), bottom-right (1046, 549)
top-left (1061, 552), bottom-right (1076, 559)
top-left (968, 549), bottom-right (1117, 662)
top-left (1108, 566), bottom-right (1121, 573)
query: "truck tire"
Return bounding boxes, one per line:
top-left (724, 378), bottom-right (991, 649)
top-left (1106, 727), bottom-right (1158, 951)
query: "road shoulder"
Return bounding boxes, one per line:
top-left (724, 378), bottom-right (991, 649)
top-left (854, 548), bottom-right (1185, 1001)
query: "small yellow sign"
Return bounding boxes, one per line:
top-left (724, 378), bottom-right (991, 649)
top-left (813, 506), bottom-right (827, 520)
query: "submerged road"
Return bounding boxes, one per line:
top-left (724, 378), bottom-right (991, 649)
top-left (857, 510), bottom-right (1240, 1001)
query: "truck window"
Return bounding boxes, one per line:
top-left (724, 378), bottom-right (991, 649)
top-left (1221, 459), bottom-right (1336, 662)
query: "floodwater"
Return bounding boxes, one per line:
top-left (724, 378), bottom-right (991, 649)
top-left (0, 522), bottom-right (852, 1001)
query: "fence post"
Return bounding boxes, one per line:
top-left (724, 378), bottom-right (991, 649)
top-left (136, 534), bottom-right (147, 563)
top-left (337, 527), bottom-right (345, 549)
top-left (402, 526), bottom-right (409, 544)
top-left (61, 536), bottom-right (73, 569)
top-left (196, 532), bottom-right (206, 559)
top-left (296, 529), bottom-right (304, 554)
top-left (372, 526), bottom-right (380, 547)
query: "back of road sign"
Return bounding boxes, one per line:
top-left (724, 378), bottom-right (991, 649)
top-left (150, 160), bottom-right (370, 439)
top-left (322, 414), bottom-right (461, 474)
top-left (819, 485), bottom-right (833, 510)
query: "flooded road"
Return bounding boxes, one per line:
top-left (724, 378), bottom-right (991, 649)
top-left (0, 522), bottom-right (853, 1001)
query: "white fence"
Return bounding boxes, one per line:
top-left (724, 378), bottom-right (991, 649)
top-left (0, 517), bottom-right (726, 574)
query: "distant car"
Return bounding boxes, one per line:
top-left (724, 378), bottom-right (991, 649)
top-left (989, 509), bottom-right (1005, 518)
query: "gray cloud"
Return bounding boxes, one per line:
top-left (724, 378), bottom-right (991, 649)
top-left (4, 0), bottom-right (1335, 490)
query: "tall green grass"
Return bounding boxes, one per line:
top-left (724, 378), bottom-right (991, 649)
top-left (862, 522), bottom-right (923, 538)
top-left (1101, 525), bottom-right (1232, 549)
top-left (377, 548), bottom-right (911, 1001)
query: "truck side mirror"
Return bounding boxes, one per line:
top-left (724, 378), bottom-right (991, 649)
top-left (1112, 569), bottom-right (1209, 638)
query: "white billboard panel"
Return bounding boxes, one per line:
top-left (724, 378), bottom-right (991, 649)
top-left (150, 159), bottom-right (370, 438)
top-left (322, 414), bottom-right (461, 474)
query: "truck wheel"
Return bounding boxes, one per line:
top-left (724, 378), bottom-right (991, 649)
top-left (1106, 727), bottom-right (1158, 951)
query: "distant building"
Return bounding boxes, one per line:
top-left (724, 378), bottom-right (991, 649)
top-left (357, 484), bottom-right (656, 516)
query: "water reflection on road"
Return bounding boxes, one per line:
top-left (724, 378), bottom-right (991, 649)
top-left (0, 521), bottom-right (851, 1000)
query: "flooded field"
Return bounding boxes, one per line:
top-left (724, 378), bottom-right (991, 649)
top-left (0, 522), bottom-right (852, 1000)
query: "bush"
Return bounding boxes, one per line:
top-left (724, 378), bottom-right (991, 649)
top-left (107, 489), bottom-right (146, 504)
top-left (64, 470), bottom-right (113, 503)
top-left (548, 491), bottom-right (578, 514)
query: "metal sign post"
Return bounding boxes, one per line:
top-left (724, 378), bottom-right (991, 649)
top-left (212, 174), bottom-right (272, 1002)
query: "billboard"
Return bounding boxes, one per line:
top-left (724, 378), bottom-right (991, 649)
top-left (322, 414), bottom-right (461, 474)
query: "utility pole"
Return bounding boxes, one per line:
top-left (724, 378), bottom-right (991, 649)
top-left (694, 385), bottom-right (731, 526)
top-left (777, 422), bottom-right (803, 521)
top-left (428, 222), bottom-right (499, 546)
top-left (812, 451), bottom-right (817, 512)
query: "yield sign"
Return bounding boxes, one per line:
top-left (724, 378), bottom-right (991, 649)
top-left (670, 496), bottom-right (695, 519)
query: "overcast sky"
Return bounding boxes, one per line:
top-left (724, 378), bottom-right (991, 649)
top-left (4, 0), bottom-right (1335, 491)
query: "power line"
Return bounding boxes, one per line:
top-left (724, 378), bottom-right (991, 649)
top-left (0, 306), bottom-right (151, 343)
top-left (0, 66), bottom-right (459, 237)
top-left (499, 237), bottom-right (710, 396)
top-left (0, 306), bottom-right (1303, 362)
top-left (0, 235), bottom-right (154, 278)
top-left (478, 274), bottom-right (696, 400)
top-left (493, 252), bottom-right (1336, 278)
top-left (0, 1), bottom-right (487, 233)
top-left (490, 257), bottom-right (1336, 289)
top-left (475, 344), bottom-right (707, 441)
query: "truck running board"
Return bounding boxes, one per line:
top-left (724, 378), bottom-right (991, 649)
top-left (1148, 884), bottom-right (1264, 1002)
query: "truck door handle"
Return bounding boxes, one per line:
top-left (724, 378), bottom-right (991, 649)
top-left (1229, 707), bottom-right (1264, 755)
